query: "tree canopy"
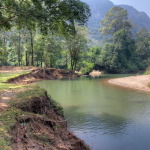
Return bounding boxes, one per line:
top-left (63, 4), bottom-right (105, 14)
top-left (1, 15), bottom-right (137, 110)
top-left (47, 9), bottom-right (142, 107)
top-left (0, 2), bottom-right (150, 74)
top-left (98, 7), bottom-right (139, 73)
top-left (0, 0), bottom-right (91, 33)
top-left (100, 6), bottom-right (131, 36)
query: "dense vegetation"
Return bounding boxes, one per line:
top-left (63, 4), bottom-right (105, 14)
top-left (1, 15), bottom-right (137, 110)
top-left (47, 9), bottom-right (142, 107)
top-left (0, 0), bottom-right (91, 71)
top-left (0, 0), bottom-right (150, 73)
top-left (83, 0), bottom-right (150, 43)
top-left (98, 7), bottom-right (150, 73)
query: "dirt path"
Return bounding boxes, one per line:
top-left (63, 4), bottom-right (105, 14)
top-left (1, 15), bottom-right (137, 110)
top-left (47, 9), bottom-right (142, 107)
top-left (0, 89), bottom-right (16, 111)
top-left (108, 74), bottom-right (150, 92)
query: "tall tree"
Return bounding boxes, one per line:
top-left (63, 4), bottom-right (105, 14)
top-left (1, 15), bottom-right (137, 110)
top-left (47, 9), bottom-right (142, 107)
top-left (66, 26), bottom-right (88, 71)
top-left (99, 7), bottom-right (137, 73)
top-left (100, 6), bottom-right (131, 37)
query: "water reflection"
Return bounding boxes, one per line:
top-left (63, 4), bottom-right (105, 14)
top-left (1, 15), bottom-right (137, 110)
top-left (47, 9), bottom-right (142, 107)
top-left (38, 76), bottom-right (150, 150)
top-left (65, 106), bottom-right (128, 135)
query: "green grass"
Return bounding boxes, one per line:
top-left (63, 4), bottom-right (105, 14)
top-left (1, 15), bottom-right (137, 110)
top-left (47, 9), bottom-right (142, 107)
top-left (10, 86), bottom-right (46, 108)
top-left (16, 86), bottom-right (46, 99)
top-left (0, 70), bottom-right (64, 149)
top-left (0, 107), bottom-right (38, 150)
top-left (144, 70), bottom-right (150, 75)
top-left (0, 71), bottom-right (29, 82)
top-left (0, 71), bottom-right (30, 91)
top-left (0, 86), bottom-right (49, 149)
top-left (0, 71), bottom-right (30, 149)
top-left (0, 83), bottom-right (25, 90)
top-left (0, 108), bottom-right (23, 150)
top-left (0, 85), bottom-right (44, 149)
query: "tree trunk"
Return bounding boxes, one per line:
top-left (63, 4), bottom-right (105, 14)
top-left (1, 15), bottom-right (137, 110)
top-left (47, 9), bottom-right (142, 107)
top-left (30, 30), bottom-right (34, 66)
top-left (40, 49), bottom-right (43, 67)
top-left (65, 52), bottom-right (68, 69)
top-left (18, 31), bottom-right (21, 66)
top-left (26, 51), bottom-right (29, 66)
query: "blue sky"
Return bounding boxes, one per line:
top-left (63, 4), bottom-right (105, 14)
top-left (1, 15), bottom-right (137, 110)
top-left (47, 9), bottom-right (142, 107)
top-left (111, 0), bottom-right (150, 17)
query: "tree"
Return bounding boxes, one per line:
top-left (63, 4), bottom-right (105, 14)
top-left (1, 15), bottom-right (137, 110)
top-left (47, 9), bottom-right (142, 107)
top-left (100, 7), bottom-right (131, 37)
top-left (66, 26), bottom-right (88, 71)
top-left (0, 0), bottom-right (91, 67)
top-left (135, 28), bottom-right (150, 69)
top-left (99, 7), bottom-right (137, 73)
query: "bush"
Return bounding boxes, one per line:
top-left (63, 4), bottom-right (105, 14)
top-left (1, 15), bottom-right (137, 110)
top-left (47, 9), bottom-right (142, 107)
top-left (126, 62), bottom-right (138, 73)
top-left (80, 61), bottom-right (94, 74)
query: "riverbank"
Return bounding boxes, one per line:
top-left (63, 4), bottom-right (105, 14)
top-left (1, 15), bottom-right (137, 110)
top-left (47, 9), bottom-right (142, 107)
top-left (108, 74), bottom-right (150, 92)
top-left (0, 67), bottom-right (89, 150)
top-left (1, 67), bottom-right (79, 84)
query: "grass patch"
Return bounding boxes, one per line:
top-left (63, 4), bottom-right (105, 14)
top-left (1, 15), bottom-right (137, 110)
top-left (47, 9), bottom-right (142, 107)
top-left (11, 86), bottom-right (46, 105)
top-left (0, 107), bottom-right (40, 150)
top-left (0, 71), bottom-right (30, 91)
top-left (0, 71), bottom-right (29, 82)
top-left (0, 108), bottom-right (23, 150)
top-left (0, 70), bottom-right (65, 149)
top-left (10, 86), bottom-right (48, 113)
top-left (16, 86), bottom-right (46, 99)
top-left (144, 70), bottom-right (150, 75)
top-left (0, 86), bottom-right (62, 149)
top-left (0, 83), bottom-right (25, 91)
top-left (0, 138), bottom-right (12, 150)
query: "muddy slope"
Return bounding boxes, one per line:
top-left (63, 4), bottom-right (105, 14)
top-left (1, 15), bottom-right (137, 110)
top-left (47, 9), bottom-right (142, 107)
top-left (8, 89), bottom-right (90, 150)
top-left (7, 68), bottom-right (79, 84)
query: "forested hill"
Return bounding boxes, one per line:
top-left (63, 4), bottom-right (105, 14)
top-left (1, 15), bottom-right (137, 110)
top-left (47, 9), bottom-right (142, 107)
top-left (82, 0), bottom-right (150, 42)
top-left (120, 5), bottom-right (150, 31)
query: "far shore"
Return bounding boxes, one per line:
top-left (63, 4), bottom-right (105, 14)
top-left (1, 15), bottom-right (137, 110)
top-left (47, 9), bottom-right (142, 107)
top-left (108, 74), bottom-right (150, 92)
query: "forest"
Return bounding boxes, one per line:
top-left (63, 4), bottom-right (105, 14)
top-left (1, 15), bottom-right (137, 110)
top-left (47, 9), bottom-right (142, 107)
top-left (0, 0), bottom-right (150, 73)
top-left (1, 1), bottom-right (150, 150)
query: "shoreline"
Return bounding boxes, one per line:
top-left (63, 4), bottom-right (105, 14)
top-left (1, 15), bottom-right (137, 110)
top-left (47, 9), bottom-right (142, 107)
top-left (108, 74), bottom-right (150, 92)
top-left (0, 67), bottom-right (89, 150)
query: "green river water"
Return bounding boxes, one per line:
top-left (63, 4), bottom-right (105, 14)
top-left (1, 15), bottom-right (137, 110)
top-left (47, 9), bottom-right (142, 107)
top-left (38, 75), bottom-right (150, 150)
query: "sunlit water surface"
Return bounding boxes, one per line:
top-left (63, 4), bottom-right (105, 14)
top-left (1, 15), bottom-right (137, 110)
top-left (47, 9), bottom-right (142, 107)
top-left (38, 75), bottom-right (150, 150)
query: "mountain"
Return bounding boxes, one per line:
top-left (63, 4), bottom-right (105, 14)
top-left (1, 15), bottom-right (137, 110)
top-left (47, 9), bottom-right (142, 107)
top-left (120, 5), bottom-right (150, 31)
top-left (82, 0), bottom-right (150, 44)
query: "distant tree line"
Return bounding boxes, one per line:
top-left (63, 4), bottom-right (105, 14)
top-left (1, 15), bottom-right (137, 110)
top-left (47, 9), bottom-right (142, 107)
top-left (90, 7), bottom-right (150, 73)
top-left (0, 0), bottom-right (90, 71)
top-left (0, 2), bottom-right (150, 73)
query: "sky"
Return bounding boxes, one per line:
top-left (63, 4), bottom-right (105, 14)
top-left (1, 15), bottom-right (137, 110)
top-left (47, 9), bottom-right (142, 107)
top-left (111, 0), bottom-right (150, 17)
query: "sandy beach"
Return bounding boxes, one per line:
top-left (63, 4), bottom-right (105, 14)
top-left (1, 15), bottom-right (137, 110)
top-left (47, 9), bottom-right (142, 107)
top-left (108, 75), bottom-right (150, 92)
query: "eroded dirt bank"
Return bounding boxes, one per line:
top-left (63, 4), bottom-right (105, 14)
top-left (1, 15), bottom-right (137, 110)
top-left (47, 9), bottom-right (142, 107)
top-left (108, 74), bottom-right (150, 92)
top-left (0, 88), bottom-right (90, 150)
top-left (0, 67), bottom-right (89, 150)
top-left (6, 68), bottom-right (79, 84)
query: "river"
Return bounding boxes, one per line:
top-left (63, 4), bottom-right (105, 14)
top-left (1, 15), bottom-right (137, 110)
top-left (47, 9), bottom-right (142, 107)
top-left (38, 75), bottom-right (150, 150)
